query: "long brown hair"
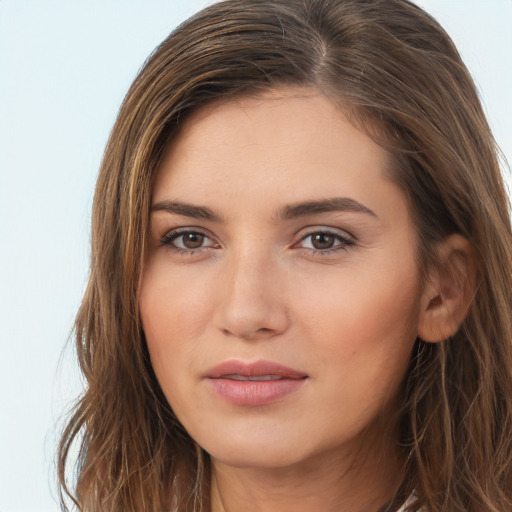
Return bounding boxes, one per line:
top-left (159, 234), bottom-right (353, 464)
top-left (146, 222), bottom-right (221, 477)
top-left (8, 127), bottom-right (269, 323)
top-left (58, 1), bottom-right (512, 510)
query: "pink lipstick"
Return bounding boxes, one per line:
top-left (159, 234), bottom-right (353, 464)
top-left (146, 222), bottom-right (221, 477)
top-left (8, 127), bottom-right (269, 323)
top-left (206, 360), bottom-right (307, 406)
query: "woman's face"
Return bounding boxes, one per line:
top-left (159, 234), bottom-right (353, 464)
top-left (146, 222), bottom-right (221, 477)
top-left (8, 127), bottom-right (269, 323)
top-left (140, 88), bottom-right (424, 469)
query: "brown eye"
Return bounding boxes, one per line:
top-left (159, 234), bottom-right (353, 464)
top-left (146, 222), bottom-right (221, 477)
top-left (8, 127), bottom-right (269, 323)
top-left (297, 230), bottom-right (355, 252)
top-left (181, 232), bottom-right (204, 249)
top-left (311, 233), bottom-right (335, 250)
top-left (163, 230), bottom-right (217, 251)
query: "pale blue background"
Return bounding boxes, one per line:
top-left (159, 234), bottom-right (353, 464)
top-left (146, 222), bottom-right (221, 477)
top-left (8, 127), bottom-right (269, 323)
top-left (0, 1), bottom-right (510, 511)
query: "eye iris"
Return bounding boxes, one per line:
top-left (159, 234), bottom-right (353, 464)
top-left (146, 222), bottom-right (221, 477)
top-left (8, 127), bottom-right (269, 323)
top-left (311, 233), bottom-right (335, 249)
top-left (183, 233), bottom-right (204, 249)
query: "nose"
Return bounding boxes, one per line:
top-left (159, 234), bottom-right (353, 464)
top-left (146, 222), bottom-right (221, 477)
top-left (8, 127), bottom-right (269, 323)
top-left (214, 249), bottom-right (290, 341)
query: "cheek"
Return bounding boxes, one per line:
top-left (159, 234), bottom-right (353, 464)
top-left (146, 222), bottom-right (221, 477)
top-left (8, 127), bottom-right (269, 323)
top-left (139, 262), bottom-right (216, 404)
top-left (140, 267), bottom-right (186, 384)
top-left (297, 259), bottom-right (421, 382)
top-left (140, 261), bottom-right (210, 345)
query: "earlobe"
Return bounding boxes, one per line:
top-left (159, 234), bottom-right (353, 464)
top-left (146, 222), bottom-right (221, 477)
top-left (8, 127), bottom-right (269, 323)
top-left (418, 234), bottom-right (476, 343)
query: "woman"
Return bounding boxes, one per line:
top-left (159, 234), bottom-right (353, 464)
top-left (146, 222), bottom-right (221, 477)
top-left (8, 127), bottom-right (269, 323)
top-left (58, 0), bottom-right (512, 511)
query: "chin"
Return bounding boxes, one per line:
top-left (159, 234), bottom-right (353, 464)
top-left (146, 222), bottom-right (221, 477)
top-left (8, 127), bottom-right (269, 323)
top-left (196, 422), bottom-right (339, 472)
top-left (208, 443), bottom-right (306, 470)
top-left (190, 423), bottom-right (304, 469)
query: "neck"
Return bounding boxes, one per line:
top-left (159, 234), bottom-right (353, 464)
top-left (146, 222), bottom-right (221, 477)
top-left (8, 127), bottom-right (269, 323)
top-left (210, 434), bottom-right (405, 512)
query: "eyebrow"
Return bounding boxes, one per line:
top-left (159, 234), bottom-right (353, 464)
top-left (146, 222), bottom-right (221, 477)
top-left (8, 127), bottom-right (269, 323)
top-left (150, 197), bottom-right (377, 222)
top-left (278, 197), bottom-right (377, 220)
top-left (151, 200), bottom-right (223, 222)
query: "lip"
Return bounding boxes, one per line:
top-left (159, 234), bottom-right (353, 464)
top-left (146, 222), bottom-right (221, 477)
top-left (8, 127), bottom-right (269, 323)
top-left (205, 360), bottom-right (308, 406)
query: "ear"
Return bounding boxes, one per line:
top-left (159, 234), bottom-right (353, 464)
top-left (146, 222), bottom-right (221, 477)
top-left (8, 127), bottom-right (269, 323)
top-left (418, 234), bottom-right (476, 343)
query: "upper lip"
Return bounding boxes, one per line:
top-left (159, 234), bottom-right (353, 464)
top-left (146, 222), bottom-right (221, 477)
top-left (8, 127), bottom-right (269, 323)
top-left (205, 360), bottom-right (308, 379)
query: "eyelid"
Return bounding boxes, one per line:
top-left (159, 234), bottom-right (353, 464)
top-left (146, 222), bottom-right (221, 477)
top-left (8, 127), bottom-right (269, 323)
top-left (294, 226), bottom-right (356, 252)
top-left (160, 227), bottom-right (220, 251)
top-left (158, 225), bottom-right (356, 254)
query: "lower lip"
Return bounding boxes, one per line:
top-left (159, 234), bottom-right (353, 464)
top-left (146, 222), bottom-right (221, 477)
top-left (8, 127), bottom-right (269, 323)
top-left (208, 378), bottom-right (306, 406)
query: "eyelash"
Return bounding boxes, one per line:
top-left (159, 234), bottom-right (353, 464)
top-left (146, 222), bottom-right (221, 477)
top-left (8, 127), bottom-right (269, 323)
top-left (160, 229), bottom-right (218, 255)
top-left (296, 229), bottom-right (356, 254)
top-left (160, 228), bottom-right (356, 255)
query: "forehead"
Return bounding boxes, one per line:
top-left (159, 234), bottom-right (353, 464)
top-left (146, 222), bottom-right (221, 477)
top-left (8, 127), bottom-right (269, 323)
top-left (155, 88), bottom-right (390, 182)
top-left (152, 87), bottom-right (405, 225)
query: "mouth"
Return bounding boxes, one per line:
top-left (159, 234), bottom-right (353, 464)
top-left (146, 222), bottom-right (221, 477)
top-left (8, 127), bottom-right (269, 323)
top-left (205, 360), bottom-right (308, 406)
top-left (220, 374), bottom-right (287, 381)
top-left (206, 360), bottom-right (307, 379)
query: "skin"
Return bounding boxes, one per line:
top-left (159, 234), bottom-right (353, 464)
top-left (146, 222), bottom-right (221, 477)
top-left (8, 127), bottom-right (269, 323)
top-left (140, 88), bottom-right (432, 512)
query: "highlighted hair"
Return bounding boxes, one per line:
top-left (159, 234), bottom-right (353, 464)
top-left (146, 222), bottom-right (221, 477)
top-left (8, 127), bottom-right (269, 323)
top-left (58, 1), bottom-right (512, 510)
